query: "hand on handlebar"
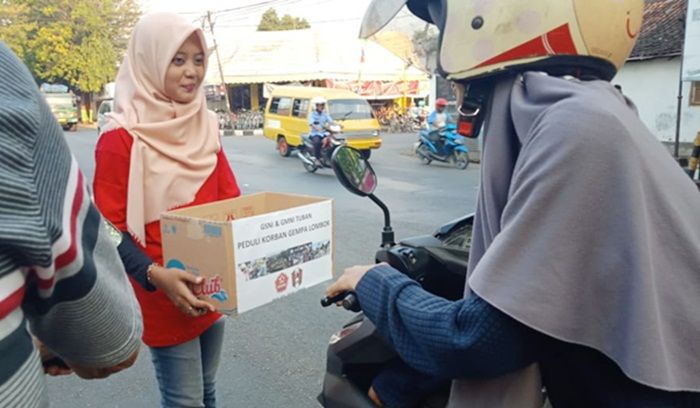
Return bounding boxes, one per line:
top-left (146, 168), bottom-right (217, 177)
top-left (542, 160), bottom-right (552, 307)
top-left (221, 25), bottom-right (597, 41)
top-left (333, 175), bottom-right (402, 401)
top-left (326, 263), bottom-right (386, 299)
top-left (320, 291), bottom-right (361, 312)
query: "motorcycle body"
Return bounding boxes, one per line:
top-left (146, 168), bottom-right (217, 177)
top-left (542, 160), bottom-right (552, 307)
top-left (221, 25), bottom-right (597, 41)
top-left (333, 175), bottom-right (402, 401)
top-left (297, 124), bottom-right (346, 173)
top-left (319, 146), bottom-right (472, 408)
top-left (416, 124), bottom-right (470, 170)
top-left (319, 217), bottom-right (472, 408)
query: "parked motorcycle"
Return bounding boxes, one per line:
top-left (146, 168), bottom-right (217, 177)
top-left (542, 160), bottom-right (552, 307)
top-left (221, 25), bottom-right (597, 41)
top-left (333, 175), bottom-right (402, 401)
top-left (215, 109), bottom-right (233, 130)
top-left (297, 123), bottom-right (346, 173)
top-left (318, 146), bottom-right (472, 408)
top-left (411, 115), bottom-right (425, 132)
top-left (416, 124), bottom-right (470, 170)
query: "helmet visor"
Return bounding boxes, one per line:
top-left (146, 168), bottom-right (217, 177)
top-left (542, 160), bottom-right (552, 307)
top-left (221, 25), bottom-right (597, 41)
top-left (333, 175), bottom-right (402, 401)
top-left (359, 0), bottom-right (409, 39)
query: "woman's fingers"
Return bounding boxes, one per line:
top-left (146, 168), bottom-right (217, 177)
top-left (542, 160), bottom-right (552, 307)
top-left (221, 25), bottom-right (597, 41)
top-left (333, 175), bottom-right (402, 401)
top-left (174, 296), bottom-right (194, 315)
top-left (160, 270), bottom-right (217, 316)
top-left (175, 290), bottom-right (215, 316)
top-left (326, 275), bottom-right (351, 298)
top-left (326, 264), bottom-right (379, 297)
top-left (182, 291), bottom-right (216, 313)
top-left (177, 272), bottom-right (216, 312)
top-left (177, 269), bottom-right (204, 285)
top-left (183, 287), bottom-right (216, 312)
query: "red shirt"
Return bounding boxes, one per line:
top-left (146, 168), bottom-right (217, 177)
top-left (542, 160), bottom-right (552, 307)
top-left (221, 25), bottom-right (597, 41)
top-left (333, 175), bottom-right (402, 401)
top-left (94, 128), bottom-right (240, 347)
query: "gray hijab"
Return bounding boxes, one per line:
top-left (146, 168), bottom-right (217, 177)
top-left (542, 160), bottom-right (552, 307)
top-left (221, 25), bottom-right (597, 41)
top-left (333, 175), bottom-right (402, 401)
top-left (452, 72), bottom-right (700, 405)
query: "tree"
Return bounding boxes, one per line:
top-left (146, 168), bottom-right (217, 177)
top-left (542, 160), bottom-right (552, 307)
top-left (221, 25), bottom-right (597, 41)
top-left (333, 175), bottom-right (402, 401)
top-left (0, 2), bottom-right (36, 60)
top-left (257, 8), bottom-right (280, 31)
top-left (257, 7), bottom-right (310, 31)
top-left (0, 0), bottom-right (140, 119)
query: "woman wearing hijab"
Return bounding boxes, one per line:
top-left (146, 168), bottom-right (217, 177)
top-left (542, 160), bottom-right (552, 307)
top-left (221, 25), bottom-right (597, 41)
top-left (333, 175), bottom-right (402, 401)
top-left (93, 13), bottom-right (240, 407)
top-left (329, 0), bottom-right (700, 407)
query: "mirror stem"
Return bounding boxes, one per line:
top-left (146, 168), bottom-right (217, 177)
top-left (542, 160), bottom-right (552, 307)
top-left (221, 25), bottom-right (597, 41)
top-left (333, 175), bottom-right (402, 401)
top-left (369, 194), bottom-right (394, 247)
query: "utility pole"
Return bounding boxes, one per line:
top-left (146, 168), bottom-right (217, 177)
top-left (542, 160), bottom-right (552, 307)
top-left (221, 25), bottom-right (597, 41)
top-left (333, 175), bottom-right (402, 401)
top-left (674, 0), bottom-right (689, 159)
top-left (207, 11), bottom-right (233, 118)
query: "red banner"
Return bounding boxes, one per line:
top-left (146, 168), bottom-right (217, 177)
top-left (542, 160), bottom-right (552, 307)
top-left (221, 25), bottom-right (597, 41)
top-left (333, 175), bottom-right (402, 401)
top-left (324, 79), bottom-right (425, 99)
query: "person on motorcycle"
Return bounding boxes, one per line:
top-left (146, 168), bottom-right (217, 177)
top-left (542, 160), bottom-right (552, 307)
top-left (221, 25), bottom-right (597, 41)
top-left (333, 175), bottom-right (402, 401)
top-left (328, 1), bottom-right (700, 407)
top-left (426, 98), bottom-right (451, 131)
top-left (426, 98), bottom-right (453, 151)
top-left (308, 96), bottom-right (335, 166)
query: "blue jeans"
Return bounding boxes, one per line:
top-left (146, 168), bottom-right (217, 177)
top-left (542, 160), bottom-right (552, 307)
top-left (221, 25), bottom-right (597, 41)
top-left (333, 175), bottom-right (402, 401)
top-left (150, 318), bottom-right (225, 408)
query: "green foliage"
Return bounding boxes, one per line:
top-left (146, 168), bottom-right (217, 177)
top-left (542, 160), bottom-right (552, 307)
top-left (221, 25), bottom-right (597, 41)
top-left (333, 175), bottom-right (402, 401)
top-left (0, 2), bottom-right (36, 59)
top-left (257, 7), bottom-right (310, 31)
top-left (257, 7), bottom-right (280, 31)
top-left (0, 0), bottom-right (140, 93)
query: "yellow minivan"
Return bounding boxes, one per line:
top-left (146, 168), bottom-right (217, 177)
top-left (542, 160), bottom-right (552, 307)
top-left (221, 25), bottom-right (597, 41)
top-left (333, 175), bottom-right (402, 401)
top-left (263, 86), bottom-right (382, 159)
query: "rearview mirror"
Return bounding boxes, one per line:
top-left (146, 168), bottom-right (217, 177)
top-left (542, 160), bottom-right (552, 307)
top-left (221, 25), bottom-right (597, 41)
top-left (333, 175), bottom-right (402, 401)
top-left (330, 146), bottom-right (377, 196)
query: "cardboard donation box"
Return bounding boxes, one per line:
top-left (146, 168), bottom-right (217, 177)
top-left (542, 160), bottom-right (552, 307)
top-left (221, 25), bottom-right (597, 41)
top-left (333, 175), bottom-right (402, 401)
top-left (161, 192), bottom-right (334, 315)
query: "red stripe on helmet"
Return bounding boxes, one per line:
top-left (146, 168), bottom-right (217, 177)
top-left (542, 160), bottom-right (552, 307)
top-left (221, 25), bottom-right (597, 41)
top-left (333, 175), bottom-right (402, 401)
top-left (475, 24), bottom-right (578, 69)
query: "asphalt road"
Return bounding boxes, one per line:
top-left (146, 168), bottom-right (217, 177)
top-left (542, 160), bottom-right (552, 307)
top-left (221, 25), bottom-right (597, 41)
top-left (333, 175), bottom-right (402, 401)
top-left (47, 129), bottom-right (480, 407)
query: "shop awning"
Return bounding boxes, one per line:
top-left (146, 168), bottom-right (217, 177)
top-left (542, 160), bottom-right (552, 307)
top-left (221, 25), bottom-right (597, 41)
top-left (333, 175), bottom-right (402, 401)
top-left (206, 29), bottom-right (429, 85)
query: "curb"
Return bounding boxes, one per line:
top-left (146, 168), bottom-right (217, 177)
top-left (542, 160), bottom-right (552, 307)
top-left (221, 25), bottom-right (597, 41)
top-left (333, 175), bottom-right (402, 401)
top-left (221, 129), bottom-right (263, 137)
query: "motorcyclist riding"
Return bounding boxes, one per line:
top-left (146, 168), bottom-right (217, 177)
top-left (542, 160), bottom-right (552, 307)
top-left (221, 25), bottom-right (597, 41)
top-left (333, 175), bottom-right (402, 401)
top-left (426, 97), bottom-right (451, 131)
top-left (308, 96), bottom-right (335, 166)
top-left (425, 97), bottom-right (453, 151)
top-left (327, 0), bottom-right (700, 407)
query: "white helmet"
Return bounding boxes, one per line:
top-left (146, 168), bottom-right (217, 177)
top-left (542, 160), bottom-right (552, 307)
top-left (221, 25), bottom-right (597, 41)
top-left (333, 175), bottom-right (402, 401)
top-left (360, 0), bottom-right (644, 81)
top-left (311, 96), bottom-right (327, 106)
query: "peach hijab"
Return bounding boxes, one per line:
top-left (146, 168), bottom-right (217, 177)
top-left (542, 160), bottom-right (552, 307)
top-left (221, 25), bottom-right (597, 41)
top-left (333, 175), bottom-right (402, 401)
top-left (102, 12), bottom-right (220, 244)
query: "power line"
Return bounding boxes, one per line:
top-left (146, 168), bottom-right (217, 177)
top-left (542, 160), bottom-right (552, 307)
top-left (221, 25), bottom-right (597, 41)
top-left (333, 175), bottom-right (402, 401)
top-left (200, 0), bottom-right (303, 21)
top-left (212, 0), bottom-right (308, 15)
top-left (156, 0), bottom-right (308, 25)
top-left (164, 11), bottom-right (204, 15)
top-left (191, 0), bottom-right (335, 25)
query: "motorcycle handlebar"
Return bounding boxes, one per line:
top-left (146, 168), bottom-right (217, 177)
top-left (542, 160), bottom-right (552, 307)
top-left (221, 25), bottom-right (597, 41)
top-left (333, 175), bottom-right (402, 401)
top-left (320, 292), bottom-right (346, 307)
top-left (320, 291), bottom-right (360, 312)
top-left (342, 293), bottom-right (360, 312)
